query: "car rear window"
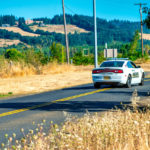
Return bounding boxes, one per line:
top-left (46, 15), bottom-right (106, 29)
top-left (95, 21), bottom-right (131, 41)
top-left (100, 61), bottom-right (124, 67)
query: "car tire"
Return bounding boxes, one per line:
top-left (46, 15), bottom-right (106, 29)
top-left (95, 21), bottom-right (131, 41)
top-left (139, 73), bottom-right (144, 86)
top-left (125, 75), bottom-right (132, 88)
top-left (94, 83), bottom-right (100, 88)
top-left (111, 84), bottom-right (116, 88)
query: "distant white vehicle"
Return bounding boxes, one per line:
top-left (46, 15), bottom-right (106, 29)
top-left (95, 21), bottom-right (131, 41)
top-left (92, 58), bottom-right (145, 88)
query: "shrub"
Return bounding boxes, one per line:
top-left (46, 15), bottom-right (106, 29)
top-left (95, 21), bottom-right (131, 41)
top-left (73, 51), bottom-right (105, 65)
top-left (73, 52), bottom-right (94, 65)
top-left (5, 48), bottom-right (24, 61)
top-left (50, 42), bottom-right (66, 63)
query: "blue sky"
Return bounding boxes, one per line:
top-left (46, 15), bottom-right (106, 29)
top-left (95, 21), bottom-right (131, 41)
top-left (0, 0), bottom-right (150, 21)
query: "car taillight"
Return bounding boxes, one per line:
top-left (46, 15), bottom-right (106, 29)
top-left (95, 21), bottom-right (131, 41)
top-left (92, 69), bottom-right (123, 74)
top-left (113, 69), bottom-right (123, 73)
top-left (92, 70), bottom-right (103, 74)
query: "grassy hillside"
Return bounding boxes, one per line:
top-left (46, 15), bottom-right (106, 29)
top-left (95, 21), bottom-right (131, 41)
top-left (141, 33), bottom-right (150, 40)
top-left (1, 14), bottom-right (150, 47)
top-left (30, 25), bottom-right (89, 34)
top-left (0, 27), bottom-right (39, 37)
top-left (0, 39), bottom-right (22, 47)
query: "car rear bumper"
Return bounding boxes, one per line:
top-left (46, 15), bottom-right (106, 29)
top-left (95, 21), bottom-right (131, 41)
top-left (92, 74), bottom-right (127, 85)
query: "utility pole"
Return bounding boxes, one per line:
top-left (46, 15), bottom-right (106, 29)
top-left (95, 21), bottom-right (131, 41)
top-left (62, 0), bottom-right (70, 64)
top-left (135, 3), bottom-right (147, 57)
top-left (93, 0), bottom-right (98, 68)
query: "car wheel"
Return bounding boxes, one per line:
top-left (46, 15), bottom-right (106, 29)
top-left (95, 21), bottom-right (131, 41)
top-left (111, 84), bottom-right (116, 88)
top-left (125, 75), bottom-right (132, 88)
top-left (94, 83), bottom-right (100, 88)
top-left (139, 73), bottom-right (144, 86)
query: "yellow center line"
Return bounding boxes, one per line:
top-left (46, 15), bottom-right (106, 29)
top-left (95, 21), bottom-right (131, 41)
top-left (0, 88), bottom-right (111, 118)
top-left (145, 79), bottom-right (150, 82)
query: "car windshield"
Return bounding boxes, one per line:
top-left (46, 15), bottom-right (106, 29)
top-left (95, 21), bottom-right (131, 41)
top-left (100, 61), bottom-right (124, 67)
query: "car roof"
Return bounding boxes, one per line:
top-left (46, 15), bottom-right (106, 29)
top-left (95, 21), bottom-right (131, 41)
top-left (104, 60), bottom-right (127, 61)
top-left (106, 58), bottom-right (129, 61)
top-left (103, 60), bottom-right (128, 63)
top-left (103, 58), bottom-right (131, 63)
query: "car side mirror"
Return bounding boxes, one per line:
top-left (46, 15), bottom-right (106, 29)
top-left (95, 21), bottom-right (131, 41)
top-left (136, 66), bottom-right (141, 68)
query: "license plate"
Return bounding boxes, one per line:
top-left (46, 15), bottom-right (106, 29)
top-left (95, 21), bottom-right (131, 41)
top-left (104, 76), bottom-right (110, 80)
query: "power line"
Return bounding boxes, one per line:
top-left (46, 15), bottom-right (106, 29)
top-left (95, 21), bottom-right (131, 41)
top-left (65, 5), bottom-right (117, 33)
top-left (64, 4), bottom-right (94, 28)
top-left (64, 4), bottom-right (141, 33)
top-left (135, 3), bottom-right (147, 57)
top-left (64, 5), bottom-right (76, 15)
top-left (65, 6), bottom-right (129, 33)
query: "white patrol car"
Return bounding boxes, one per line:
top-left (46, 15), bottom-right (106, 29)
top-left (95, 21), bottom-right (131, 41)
top-left (92, 58), bottom-right (145, 88)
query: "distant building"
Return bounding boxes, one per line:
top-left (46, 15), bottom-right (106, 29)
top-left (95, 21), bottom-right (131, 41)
top-left (39, 23), bottom-right (45, 27)
top-left (15, 21), bottom-right (19, 25)
top-left (2, 24), bottom-right (10, 27)
top-left (25, 19), bottom-right (34, 25)
top-left (35, 21), bottom-right (43, 24)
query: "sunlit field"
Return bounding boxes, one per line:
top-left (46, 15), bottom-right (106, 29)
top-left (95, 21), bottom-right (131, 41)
top-left (0, 60), bottom-right (93, 78)
top-left (0, 62), bottom-right (93, 95)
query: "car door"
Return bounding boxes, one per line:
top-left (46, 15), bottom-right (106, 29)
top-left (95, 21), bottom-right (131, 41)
top-left (130, 62), bottom-right (141, 84)
top-left (127, 61), bottom-right (140, 84)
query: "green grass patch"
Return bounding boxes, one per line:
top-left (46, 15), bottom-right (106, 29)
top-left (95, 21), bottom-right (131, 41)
top-left (0, 92), bottom-right (13, 98)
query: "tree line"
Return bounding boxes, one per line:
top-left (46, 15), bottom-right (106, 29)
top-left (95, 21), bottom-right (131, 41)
top-left (0, 15), bottom-right (16, 26)
top-left (0, 14), bottom-right (150, 48)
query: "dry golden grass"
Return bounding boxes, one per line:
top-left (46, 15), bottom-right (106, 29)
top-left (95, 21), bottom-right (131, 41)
top-left (139, 33), bottom-right (150, 40)
top-left (3, 108), bottom-right (150, 150)
top-left (0, 61), bottom-right (36, 78)
top-left (0, 62), bottom-right (93, 95)
top-left (0, 39), bottom-right (22, 47)
top-left (0, 27), bottom-right (39, 37)
top-left (134, 59), bottom-right (150, 72)
top-left (30, 25), bottom-right (89, 34)
top-left (139, 64), bottom-right (150, 72)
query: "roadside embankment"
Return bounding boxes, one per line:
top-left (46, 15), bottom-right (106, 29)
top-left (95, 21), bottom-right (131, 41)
top-left (0, 64), bottom-right (93, 96)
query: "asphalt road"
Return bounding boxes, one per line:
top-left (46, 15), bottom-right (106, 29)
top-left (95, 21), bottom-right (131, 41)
top-left (0, 78), bottom-right (150, 144)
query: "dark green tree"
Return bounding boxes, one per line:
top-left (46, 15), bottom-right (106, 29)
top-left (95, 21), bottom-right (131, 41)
top-left (5, 48), bottom-right (24, 61)
top-left (144, 7), bottom-right (150, 28)
top-left (129, 30), bottom-right (140, 54)
top-left (2, 15), bottom-right (16, 26)
top-left (50, 42), bottom-right (66, 63)
top-left (18, 17), bottom-right (25, 26)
